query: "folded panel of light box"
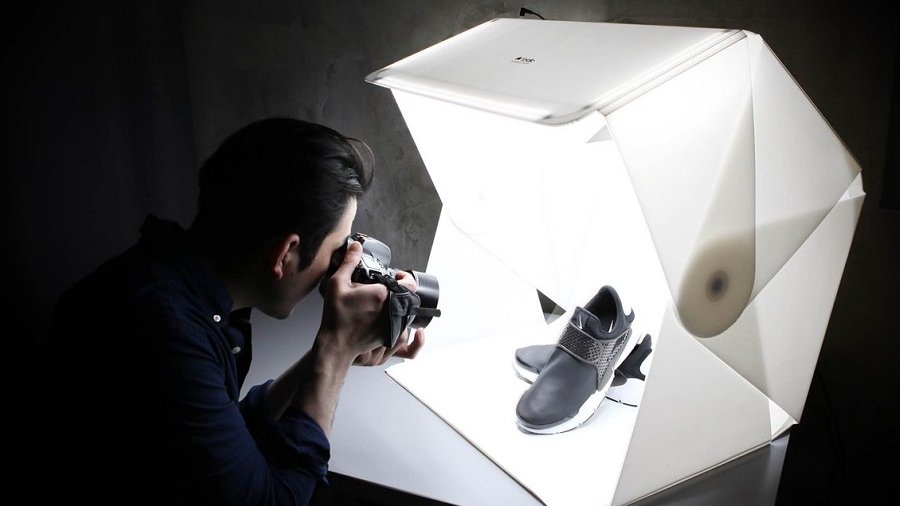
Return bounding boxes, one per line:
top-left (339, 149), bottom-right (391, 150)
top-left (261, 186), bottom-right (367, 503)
top-left (368, 17), bottom-right (864, 505)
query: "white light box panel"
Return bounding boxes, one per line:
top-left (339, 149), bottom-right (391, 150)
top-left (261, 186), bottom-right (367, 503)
top-left (367, 19), bottom-right (864, 505)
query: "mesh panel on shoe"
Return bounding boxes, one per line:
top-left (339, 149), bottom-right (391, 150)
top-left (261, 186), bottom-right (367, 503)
top-left (557, 323), bottom-right (631, 390)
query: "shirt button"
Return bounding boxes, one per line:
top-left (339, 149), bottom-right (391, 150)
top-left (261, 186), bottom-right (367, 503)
top-left (231, 346), bottom-right (242, 354)
top-left (213, 314), bottom-right (222, 323)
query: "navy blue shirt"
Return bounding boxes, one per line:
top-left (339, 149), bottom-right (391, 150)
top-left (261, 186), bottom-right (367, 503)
top-left (47, 215), bottom-right (329, 505)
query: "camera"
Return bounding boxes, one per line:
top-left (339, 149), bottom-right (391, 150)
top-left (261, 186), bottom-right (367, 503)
top-left (319, 232), bottom-right (441, 347)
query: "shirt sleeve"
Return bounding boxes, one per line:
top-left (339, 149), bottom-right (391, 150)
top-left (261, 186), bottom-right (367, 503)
top-left (240, 382), bottom-right (330, 480)
top-left (152, 314), bottom-right (330, 506)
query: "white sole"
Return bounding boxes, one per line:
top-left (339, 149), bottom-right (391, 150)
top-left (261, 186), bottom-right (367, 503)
top-left (605, 377), bottom-right (645, 407)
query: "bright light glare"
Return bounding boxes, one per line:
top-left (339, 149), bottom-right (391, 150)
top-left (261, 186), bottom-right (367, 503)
top-left (395, 89), bottom-right (670, 326)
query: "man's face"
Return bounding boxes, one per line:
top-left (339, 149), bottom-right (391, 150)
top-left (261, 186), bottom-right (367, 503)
top-left (265, 198), bottom-right (357, 319)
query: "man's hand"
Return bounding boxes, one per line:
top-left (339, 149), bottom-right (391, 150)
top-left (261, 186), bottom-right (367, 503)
top-left (318, 241), bottom-right (390, 361)
top-left (354, 327), bottom-right (425, 366)
top-left (352, 260), bottom-right (426, 366)
top-left (269, 241), bottom-right (427, 435)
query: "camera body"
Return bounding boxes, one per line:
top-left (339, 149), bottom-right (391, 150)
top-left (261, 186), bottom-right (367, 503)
top-left (350, 235), bottom-right (397, 282)
top-left (320, 232), bottom-right (441, 347)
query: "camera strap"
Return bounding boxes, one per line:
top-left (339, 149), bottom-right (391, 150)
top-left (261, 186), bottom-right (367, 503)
top-left (369, 273), bottom-right (441, 317)
top-left (371, 272), bottom-right (423, 348)
top-left (408, 306), bottom-right (441, 318)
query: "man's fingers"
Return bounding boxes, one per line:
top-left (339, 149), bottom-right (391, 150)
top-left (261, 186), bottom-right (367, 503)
top-left (394, 328), bottom-right (425, 360)
top-left (332, 241), bottom-right (362, 283)
top-left (354, 327), bottom-right (426, 365)
top-left (393, 270), bottom-right (418, 292)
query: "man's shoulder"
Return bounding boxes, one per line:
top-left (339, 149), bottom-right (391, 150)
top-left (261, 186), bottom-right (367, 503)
top-left (49, 216), bottom-right (229, 353)
top-left (51, 253), bottom-right (224, 369)
top-left (54, 240), bottom-right (205, 330)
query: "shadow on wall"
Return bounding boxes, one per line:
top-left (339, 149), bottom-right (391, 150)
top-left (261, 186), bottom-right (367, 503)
top-left (5, 2), bottom-right (198, 351)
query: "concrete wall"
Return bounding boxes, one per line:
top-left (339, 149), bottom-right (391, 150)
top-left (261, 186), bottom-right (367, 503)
top-left (179, 0), bottom-right (619, 271)
top-left (6, 0), bottom-right (898, 502)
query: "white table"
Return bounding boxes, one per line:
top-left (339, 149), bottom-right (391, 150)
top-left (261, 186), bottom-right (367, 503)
top-left (248, 294), bottom-right (788, 505)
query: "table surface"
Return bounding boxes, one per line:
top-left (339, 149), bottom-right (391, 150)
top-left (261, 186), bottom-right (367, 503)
top-left (248, 295), bottom-right (788, 506)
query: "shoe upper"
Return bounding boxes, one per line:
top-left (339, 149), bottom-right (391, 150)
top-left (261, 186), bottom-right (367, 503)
top-left (516, 285), bottom-right (635, 429)
top-left (555, 305), bottom-right (632, 388)
top-left (580, 285), bottom-right (635, 338)
top-left (514, 344), bottom-right (554, 375)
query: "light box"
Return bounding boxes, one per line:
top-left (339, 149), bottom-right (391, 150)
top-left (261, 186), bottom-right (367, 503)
top-left (367, 18), bottom-right (863, 505)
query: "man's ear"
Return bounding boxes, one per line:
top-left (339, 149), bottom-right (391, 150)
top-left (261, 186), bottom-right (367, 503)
top-left (268, 233), bottom-right (301, 280)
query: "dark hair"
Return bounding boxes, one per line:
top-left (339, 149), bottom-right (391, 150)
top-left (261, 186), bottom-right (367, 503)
top-left (191, 118), bottom-right (373, 270)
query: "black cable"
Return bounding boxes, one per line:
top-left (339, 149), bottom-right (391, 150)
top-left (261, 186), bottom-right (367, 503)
top-left (519, 8), bottom-right (545, 20)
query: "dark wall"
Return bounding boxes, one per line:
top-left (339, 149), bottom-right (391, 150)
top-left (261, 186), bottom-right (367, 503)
top-left (6, 0), bottom-right (898, 502)
top-left (4, 2), bottom-right (197, 348)
top-left (179, 0), bottom-right (616, 271)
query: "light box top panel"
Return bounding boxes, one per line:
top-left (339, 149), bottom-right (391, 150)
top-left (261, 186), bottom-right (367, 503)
top-left (367, 18), bottom-right (743, 124)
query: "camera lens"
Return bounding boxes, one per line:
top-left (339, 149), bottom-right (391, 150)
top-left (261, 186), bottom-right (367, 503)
top-left (408, 270), bottom-right (440, 328)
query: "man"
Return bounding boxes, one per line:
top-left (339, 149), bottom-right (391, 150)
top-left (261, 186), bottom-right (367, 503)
top-left (46, 118), bottom-right (424, 504)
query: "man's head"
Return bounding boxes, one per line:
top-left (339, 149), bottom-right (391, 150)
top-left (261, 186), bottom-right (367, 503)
top-left (191, 118), bottom-right (374, 315)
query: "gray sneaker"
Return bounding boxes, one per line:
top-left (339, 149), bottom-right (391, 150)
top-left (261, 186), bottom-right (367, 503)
top-left (516, 286), bottom-right (637, 434)
top-left (514, 334), bottom-right (653, 407)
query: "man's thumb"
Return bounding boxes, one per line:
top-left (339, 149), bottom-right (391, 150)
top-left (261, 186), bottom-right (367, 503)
top-left (333, 240), bottom-right (362, 281)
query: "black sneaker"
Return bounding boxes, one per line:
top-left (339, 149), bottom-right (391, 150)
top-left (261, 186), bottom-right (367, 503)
top-left (516, 286), bottom-right (636, 434)
top-left (514, 334), bottom-right (653, 407)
